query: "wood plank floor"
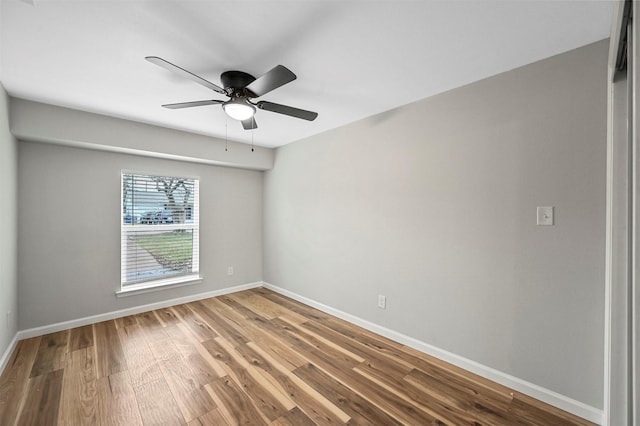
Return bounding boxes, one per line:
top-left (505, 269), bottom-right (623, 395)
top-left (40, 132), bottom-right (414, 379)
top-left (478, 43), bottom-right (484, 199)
top-left (0, 288), bottom-right (595, 426)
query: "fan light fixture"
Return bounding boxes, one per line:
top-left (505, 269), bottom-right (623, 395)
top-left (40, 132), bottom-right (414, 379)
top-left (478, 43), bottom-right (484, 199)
top-left (223, 98), bottom-right (256, 121)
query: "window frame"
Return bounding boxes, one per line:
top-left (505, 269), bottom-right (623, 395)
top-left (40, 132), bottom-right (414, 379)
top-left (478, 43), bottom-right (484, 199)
top-left (119, 170), bottom-right (201, 295)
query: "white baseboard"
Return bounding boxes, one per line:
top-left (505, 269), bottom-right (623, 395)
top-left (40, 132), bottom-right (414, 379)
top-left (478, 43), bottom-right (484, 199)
top-left (0, 333), bottom-right (19, 375)
top-left (263, 282), bottom-right (604, 425)
top-left (16, 281), bottom-right (262, 340)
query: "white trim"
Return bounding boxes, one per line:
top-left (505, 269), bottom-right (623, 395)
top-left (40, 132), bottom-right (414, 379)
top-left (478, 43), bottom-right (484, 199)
top-left (116, 275), bottom-right (203, 297)
top-left (603, 22), bottom-right (619, 426)
top-left (263, 282), bottom-right (604, 425)
top-left (0, 333), bottom-right (19, 375)
top-left (632, 4), bottom-right (640, 423)
top-left (16, 282), bottom-right (262, 340)
top-left (121, 223), bottom-right (197, 232)
top-left (121, 168), bottom-right (201, 182)
top-left (604, 5), bottom-right (631, 423)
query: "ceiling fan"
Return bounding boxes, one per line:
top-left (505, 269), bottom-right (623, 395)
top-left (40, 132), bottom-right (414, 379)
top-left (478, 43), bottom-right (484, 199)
top-left (146, 56), bottom-right (318, 130)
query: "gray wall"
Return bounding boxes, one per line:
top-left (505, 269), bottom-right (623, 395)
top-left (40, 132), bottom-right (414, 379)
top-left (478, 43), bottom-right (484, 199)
top-left (263, 40), bottom-right (608, 407)
top-left (18, 142), bottom-right (262, 329)
top-left (0, 84), bottom-right (18, 357)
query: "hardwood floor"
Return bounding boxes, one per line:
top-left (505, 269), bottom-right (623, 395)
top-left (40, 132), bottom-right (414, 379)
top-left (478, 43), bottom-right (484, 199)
top-left (0, 288), bottom-right (594, 425)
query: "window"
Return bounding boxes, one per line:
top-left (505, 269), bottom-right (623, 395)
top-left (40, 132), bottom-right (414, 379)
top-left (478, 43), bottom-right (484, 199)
top-left (121, 172), bottom-right (199, 291)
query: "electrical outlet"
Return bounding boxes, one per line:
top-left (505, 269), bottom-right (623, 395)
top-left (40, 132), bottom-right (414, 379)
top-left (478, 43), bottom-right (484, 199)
top-left (377, 295), bottom-right (386, 309)
top-left (227, 266), bottom-right (234, 276)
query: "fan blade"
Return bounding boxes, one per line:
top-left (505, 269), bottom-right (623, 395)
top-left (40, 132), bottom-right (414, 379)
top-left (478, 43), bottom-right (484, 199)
top-left (242, 117), bottom-right (258, 130)
top-left (162, 100), bottom-right (224, 109)
top-left (245, 65), bottom-right (296, 97)
top-left (146, 56), bottom-right (227, 95)
top-left (257, 101), bottom-right (318, 121)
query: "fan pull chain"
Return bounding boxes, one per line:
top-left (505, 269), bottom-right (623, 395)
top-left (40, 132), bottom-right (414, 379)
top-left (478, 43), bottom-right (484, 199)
top-left (251, 117), bottom-right (255, 152)
top-left (225, 118), bottom-right (228, 152)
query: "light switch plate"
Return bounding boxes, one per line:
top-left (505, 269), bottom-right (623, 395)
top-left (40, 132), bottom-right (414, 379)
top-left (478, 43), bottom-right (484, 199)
top-left (537, 206), bottom-right (554, 226)
top-left (377, 295), bottom-right (386, 309)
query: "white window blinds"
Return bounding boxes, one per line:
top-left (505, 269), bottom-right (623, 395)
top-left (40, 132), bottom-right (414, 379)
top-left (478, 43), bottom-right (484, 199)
top-left (121, 172), bottom-right (199, 288)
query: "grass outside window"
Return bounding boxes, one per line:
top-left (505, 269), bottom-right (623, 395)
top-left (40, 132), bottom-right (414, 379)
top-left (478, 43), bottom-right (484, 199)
top-left (130, 231), bottom-right (193, 271)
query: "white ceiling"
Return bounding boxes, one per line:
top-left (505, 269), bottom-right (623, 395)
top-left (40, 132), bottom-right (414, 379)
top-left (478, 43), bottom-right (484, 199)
top-left (0, 0), bottom-right (613, 148)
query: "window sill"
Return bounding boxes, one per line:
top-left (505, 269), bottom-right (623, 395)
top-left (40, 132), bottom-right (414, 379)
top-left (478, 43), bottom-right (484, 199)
top-left (116, 275), bottom-right (203, 298)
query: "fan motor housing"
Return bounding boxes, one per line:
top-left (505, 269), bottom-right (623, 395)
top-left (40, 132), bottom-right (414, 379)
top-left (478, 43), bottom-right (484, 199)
top-left (221, 70), bottom-right (256, 95)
